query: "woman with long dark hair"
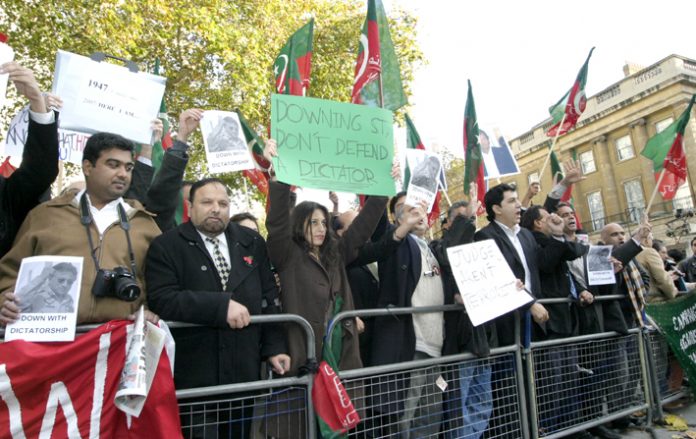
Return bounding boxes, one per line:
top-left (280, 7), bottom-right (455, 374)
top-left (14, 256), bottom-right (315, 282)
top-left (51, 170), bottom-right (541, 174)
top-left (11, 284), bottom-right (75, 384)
top-left (262, 139), bottom-right (396, 437)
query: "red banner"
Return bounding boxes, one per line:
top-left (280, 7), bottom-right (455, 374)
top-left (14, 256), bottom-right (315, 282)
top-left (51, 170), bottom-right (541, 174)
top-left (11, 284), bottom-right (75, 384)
top-left (0, 320), bottom-right (182, 438)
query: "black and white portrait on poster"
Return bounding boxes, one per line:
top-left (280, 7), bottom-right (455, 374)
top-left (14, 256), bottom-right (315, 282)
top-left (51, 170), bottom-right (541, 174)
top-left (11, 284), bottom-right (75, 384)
top-left (587, 245), bottom-right (616, 286)
top-left (404, 148), bottom-right (443, 213)
top-left (5, 255), bottom-right (83, 342)
top-left (200, 110), bottom-right (255, 174)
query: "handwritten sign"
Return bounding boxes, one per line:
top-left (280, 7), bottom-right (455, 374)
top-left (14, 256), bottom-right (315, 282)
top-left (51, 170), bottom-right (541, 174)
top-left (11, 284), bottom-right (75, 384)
top-left (270, 93), bottom-right (395, 196)
top-left (2, 105), bottom-right (91, 165)
top-left (5, 255), bottom-right (83, 342)
top-left (52, 50), bottom-right (166, 144)
top-left (587, 245), bottom-right (616, 286)
top-left (199, 110), bottom-right (255, 174)
top-left (447, 240), bottom-right (533, 326)
top-left (405, 149), bottom-right (443, 213)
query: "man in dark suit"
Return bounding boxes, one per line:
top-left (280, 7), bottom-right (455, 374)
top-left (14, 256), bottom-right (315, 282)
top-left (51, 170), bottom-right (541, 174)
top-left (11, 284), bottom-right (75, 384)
top-left (0, 62), bottom-right (59, 258)
top-left (145, 177), bottom-right (289, 439)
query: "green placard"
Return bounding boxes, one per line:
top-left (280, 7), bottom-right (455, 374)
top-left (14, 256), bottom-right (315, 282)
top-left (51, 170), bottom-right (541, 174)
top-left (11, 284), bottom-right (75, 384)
top-left (646, 291), bottom-right (696, 393)
top-left (270, 94), bottom-right (395, 196)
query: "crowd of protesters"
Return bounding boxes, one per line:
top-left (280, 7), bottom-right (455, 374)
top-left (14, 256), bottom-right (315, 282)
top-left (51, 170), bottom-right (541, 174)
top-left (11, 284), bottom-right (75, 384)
top-left (0, 61), bottom-right (694, 439)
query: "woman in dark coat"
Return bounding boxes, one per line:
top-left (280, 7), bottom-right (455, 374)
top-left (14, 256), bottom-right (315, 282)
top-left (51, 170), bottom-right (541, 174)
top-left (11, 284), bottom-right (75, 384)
top-left (263, 141), bottom-right (392, 437)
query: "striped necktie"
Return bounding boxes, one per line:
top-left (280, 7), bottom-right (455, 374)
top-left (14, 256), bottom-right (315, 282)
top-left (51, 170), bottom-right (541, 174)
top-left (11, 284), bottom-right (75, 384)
top-left (206, 237), bottom-right (230, 289)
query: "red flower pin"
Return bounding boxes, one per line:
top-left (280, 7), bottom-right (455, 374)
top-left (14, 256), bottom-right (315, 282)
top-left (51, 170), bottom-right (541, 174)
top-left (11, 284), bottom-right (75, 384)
top-left (243, 256), bottom-right (254, 266)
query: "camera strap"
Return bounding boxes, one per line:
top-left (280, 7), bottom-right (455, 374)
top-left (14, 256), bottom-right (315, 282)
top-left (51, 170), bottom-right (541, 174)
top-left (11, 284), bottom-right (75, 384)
top-left (79, 193), bottom-right (138, 277)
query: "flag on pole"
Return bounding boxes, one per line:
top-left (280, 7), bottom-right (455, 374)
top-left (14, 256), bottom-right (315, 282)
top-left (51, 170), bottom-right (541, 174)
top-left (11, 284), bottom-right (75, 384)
top-left (237, 111), bottom-right (270, 197)
top-left (404, 113), bottom-right (442, 226)
top-left (273, 19), bottom-right (314, 96)
top-left (351, 0), bottom-right (407, 111)
top-left (546, 48), bottom-right (595, 137)
top-left (640, 94), bottom-right (695, 200)
top-left (463, 80), bottom-right (486, 215)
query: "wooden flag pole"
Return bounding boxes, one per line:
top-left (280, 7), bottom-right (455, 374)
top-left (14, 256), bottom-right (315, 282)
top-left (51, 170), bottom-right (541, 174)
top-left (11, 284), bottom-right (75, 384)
top-left (538, 112), bottom-right (568, 179)
top-left (645, 168), bottom-right (667, 213)
top-left (440, 188), bottom-right (452, 207)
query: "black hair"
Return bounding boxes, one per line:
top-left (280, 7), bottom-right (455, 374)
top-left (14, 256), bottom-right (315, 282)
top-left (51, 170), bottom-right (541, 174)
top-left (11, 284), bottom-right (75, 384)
top-left (189, 177), bottom-right (229, 203)
top-left (52, 262), bottom-right (78, 277)
top-left (484, 183), bottom-right (516, 222)
top-left (230, 212), bottom-right (258, 228)
top-left (652, 239), bottom-right (666, 253)
top-left (291, 201), bottom-right (338, 267)
top-left (447, 200), bottom-right (469, 221)
top-left (521, 205), bottom-right (545, 231)
top-left (389, 191), bottom-right (407, 216)
top-left (668, 248), bottom-right (685, 262)
top-left (82, 132), bottom-right (134, 165)
top-left (691, 236), bottom-right (696, 247)
top-left (554, 201), bottom-right (572, 214)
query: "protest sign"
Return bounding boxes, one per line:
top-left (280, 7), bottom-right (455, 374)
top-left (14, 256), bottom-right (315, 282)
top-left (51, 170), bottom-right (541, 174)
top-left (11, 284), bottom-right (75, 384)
top-left (5, 256), bottom-right (83, 342)
top-left (646, 292), bottom-right (696, 393)
top-left (587, 245), bottom-right (615, 286)
top-left (200, 110), bottom-right (255, 174)
top-left (447, 239), bottom-right (534, 326)
top-left (404, 148), bottom-right (442, 213)
top-left (0, 40), bottom-right (13, 107)
top-left (479, 127), bottom-right (519, 179)
top-left (270, 93), bottom-right (396, 196)
top-left (2, 105), bottom-right (91, 165)
top-left (0, 320), bottom-right (182, 438)
top-left (52, 50), bottom-right (166, 144)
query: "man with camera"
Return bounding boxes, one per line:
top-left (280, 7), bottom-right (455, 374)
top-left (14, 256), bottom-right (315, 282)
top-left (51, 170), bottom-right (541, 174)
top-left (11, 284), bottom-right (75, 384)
top-left (0, 132), bottom-right (161, 325)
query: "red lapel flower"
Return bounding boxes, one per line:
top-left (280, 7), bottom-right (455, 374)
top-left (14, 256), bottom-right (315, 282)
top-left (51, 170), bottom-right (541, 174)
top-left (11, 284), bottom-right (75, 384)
top-left (243, 256), bottom-right (254, 266)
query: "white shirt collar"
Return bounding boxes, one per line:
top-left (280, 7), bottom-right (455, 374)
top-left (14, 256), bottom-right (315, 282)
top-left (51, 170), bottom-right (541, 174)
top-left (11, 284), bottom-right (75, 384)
top-left (494, 220), bottom-right (520, 236)
top-left (74, 189), bottom-right (129, 235)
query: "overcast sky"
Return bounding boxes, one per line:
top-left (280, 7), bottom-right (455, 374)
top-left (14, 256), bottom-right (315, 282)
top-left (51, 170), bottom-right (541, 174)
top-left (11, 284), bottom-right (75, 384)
top-left (385, 0), bottom-right (696, 157)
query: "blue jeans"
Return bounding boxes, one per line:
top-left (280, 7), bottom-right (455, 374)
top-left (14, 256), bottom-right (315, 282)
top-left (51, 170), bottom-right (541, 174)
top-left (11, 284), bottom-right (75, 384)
top-left (445, 362), bottom-right (493, 439)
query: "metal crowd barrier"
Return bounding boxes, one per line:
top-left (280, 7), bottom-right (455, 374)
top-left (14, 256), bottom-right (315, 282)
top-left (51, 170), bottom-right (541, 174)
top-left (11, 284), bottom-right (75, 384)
top-left (326, 305), bottom-right (530, 439)
top-left (1, 298), bottom-right (690, 438)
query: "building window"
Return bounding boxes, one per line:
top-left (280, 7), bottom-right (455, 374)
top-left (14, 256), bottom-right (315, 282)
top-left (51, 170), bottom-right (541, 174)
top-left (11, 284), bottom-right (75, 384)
top-left (615, 135), bottom-right (634, 161)
top-left (673, 176), bottom-right (694, 210)
top-left (623, 179), bottom-right (645, 223)
top-left (579, 150), bottom-right (596, 174)
top-left (587, 191), bottom-right (605, 231)
top-left (655, 117), bottom-right (674, 134)
top-left (527, 172), bottom-right (540, 186)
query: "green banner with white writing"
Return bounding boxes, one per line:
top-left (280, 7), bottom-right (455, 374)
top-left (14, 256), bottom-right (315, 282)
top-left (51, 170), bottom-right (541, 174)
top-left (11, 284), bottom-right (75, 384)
top-left (646, 291), bottom-right (696, 392)
top-left (270, 93), bottom-right (395, 196)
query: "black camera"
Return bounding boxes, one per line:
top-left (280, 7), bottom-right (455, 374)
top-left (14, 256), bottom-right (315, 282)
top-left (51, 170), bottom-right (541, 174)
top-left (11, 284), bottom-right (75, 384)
top-left (92, 266), bottom-right (141, 302)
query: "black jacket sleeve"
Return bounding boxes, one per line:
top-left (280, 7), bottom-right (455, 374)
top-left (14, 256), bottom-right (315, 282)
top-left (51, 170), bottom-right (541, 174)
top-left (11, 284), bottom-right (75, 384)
top-left (144, 143), bottom-right (189, 232)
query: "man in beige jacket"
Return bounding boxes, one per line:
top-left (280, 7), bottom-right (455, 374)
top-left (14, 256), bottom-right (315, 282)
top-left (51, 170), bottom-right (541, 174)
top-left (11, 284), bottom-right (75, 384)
top-left (0, 132), bottom-right (161, 325)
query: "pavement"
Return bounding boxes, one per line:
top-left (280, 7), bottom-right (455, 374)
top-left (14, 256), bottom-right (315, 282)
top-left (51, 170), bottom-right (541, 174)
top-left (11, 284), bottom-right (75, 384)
top-left (619, 394), bottom-right (696, 438)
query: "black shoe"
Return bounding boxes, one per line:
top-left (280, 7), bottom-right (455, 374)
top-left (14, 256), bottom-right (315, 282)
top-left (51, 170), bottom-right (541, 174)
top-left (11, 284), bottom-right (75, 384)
top-left (568, 431), bottom-right (593, 439)
top-left (589, 425), bottom-right (622, 439)
top-left (610, 417), bottom-right (633, 430)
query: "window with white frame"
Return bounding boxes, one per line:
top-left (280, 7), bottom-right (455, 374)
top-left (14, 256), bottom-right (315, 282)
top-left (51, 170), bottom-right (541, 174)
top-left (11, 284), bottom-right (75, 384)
top-left (579, 150), bottom-right (596, 174)
top-left (655, 117), bottom-right (674, 134)
top-left (615, 135), bottom-right (635, 161)
top-left (623, 179), bottom-right (645, 223)
top-left (586, 191), bottom-right (605, 231)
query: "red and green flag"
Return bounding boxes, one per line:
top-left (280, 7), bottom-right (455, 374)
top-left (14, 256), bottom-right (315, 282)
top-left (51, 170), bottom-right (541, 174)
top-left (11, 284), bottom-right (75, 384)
top-left (274, 19), bottom-right (314, 96)
top-left (463, 80), bottom-right (486, 215)
top-left (313, 296), bottom-right (360, 438)
top-left (641, 94), bottom-right (695, 200)
top-left (404, 113), bottom-right (442, 227)
top-left (546, 47), bottom-right (595, 137)
top-left (351, 0), bottom-right (406, 111)
top-left (237, 111), bottom-right (269, 197)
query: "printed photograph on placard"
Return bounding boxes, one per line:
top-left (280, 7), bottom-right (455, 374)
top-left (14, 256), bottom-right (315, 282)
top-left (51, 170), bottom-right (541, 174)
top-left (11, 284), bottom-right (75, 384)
top-left (404, 148), bottom-right (442, 213)
top-left (587, 245), bottom-right (616, 286)
top-left (5, 255), bottom-right (83, 342)
top-left (199, 110), bottom-right (255, 174)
